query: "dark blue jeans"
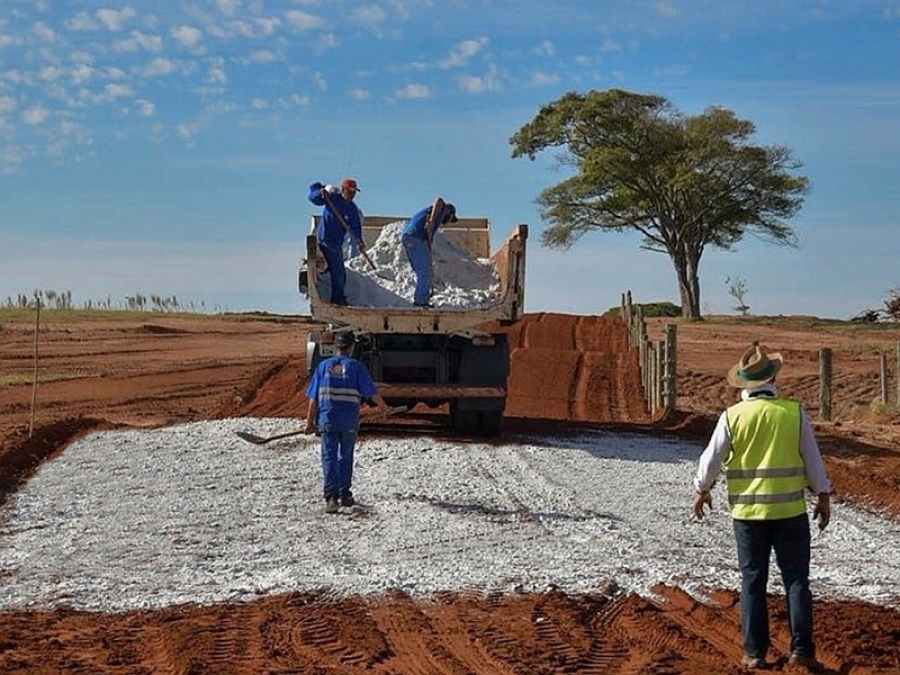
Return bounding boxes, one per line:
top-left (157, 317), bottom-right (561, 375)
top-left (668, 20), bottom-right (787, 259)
top-left (732, 513), bottom-right (814, 659)
top-left (319, 240), bottom-right (347, 305)
top-left (401, 234), bottom-right (432, 305)
top-left (320, 428), bottom-right (357, 500)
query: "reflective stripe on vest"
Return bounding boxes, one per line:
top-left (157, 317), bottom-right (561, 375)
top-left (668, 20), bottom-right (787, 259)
top-left (725, 397), bottom-right (807, 520)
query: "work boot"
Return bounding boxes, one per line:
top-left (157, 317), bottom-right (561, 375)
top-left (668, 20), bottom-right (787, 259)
top-left (340, 494), bottom-right (355, 507)
top-left (324, 497), bottom-right (339, 514)
top-left (788, 654), bottom-right (823, 672)
top-left (741, 654), bottom-right (766, 670)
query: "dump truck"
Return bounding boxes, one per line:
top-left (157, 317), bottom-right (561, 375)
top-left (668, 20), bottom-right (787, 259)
top-left (298, 215), bottom-right (527, 435)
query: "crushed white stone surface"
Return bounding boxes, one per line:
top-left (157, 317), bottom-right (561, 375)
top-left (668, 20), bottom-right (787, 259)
top-left (1, 419), bottom-right (899, 612)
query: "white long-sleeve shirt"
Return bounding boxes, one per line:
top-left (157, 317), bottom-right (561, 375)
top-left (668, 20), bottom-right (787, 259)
top-left (693, 383), bottom-right (832, 495)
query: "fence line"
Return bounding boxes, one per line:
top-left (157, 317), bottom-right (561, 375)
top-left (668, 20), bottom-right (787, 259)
top-left (620, 291), bottom-right (899, 421)
top-left (622, 291), bottom-right (677, 418)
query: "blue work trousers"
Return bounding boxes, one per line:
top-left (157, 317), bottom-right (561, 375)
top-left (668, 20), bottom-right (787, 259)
top-left (401, 234), bottom-right (432, 305)
top-left (319, 427), bottom-right (357, 500)
top-left (732, 513), bottom-right (814, 660)
top-left (319, 240), bottom-right (347, 305)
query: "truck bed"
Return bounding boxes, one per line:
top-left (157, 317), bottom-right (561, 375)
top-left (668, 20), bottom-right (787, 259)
top-left (302, 220), bottom-right (527, 335)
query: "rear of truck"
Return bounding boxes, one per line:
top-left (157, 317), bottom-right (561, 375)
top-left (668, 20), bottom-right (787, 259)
top-left (299, 215), bottom-right (527, 435)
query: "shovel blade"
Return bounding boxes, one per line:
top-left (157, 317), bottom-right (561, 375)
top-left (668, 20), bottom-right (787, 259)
top-left (235, 430), bottom-right (268, 445)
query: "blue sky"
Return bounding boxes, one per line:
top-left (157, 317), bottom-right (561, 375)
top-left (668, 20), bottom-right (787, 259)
top-left (1, 1), bottom-right (898, 319)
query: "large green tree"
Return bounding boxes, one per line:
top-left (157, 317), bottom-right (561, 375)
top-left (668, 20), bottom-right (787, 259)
top-left (509, 89), bottom-right (810, 319)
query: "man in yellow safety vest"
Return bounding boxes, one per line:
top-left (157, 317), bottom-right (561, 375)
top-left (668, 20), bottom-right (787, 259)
top-left (692, 342), bottom-right (832, 672)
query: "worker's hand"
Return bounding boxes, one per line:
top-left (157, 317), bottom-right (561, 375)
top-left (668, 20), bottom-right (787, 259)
top-left (813, 493), bottom-right (831, 531)
top-left (692, 491), bottom-right (712, 520)
top-left (304, 419), bottom-right (316, 435)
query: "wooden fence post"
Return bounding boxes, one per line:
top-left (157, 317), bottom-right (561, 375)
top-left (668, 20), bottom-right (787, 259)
top-left (663, 323), bottom-right (677, 413)
top-left (29, 297), bottom-right (41, 438)
top-left (819, 348), bottom-right (832, 422)
top-left (647, 340), bottom-right (657, 413)
top-left (655, 339), bottom-right (665, 412)
top-left (896, 341), bottom-right (900, 406)
top-left (880, 351), bottom-right (889, 406)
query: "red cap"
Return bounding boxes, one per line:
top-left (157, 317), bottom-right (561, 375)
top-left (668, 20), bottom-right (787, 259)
top-left (341, 178), bottom-right (360, 192)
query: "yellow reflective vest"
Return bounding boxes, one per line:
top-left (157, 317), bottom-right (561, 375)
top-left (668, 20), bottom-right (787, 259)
top-left (724, 397), bottom-right (808, 520)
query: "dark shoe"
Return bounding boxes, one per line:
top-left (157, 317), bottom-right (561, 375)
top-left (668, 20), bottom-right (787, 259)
top-left (741, 654), bottom-right (766, 670)
top-left (789, 654), bottom-right (822, 672)
top-left (340, 494), bottom-right (355, 507)
top-left (413, 302), bottom-right (433, 308)
top-left (324, 497), bottom-right (339, 514)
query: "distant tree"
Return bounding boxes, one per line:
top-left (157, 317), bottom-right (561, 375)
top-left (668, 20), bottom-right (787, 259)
top-left (885, 287), bottom-right (900, 322)
top-left (726, 275), bottom-right (751, 316)
top-left (509, 89), bottom-right (809, 319)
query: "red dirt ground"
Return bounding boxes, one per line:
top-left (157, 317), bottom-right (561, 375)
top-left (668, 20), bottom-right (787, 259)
top-left (2, 311), bottom-right (900, 674)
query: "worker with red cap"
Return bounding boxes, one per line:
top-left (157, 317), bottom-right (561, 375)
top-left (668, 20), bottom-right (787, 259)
top-left (307, 177), bottom-right (364, 306)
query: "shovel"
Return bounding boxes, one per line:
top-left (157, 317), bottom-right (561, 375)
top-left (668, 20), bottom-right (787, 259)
top-left (321, 190), bottom-right (391, 280)
top-left (236, 405), bottom-right (409, 445)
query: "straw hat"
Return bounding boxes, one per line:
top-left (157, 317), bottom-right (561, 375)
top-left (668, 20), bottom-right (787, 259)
top-left (726, 342), bottom-right (784, 388)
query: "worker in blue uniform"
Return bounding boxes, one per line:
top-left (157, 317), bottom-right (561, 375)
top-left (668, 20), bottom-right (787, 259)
top-left (307, 178), bottom-right (364, 305)
top-left (401, 196), bottom-right (458, 307)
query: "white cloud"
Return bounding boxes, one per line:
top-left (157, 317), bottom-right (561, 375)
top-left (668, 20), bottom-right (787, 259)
top-left (65, 12), bottom-right (99, 31)
top-left (239, 49), bottom-right (278, 65)
top-left (99, 83), bottom-right (133, 102)
top-left (347, 88), bottom-right (371, 101)
top-left (0, 96), bottom-right (15, 116)
top-left (22, 104), bottom-right (49, 125)
top-left (112, 30), bottom-right (163, 53)
top-left (655, 1), bottom-right (678, 18)
top-left (252, 17), bottom-right (280, 36)
top-left (285, 10), bottom-right (324, 31)
top-left (279, 93), bottom-right (310, 108)
top-left (96, 7), bottom-right (137, 32)
top-left (353, 5), bottom-right (387, 35)
top-left (536, 39), bottom-right (554, 57)
top-left (395, 83), bottom-right (430, 99)
top-left (32, 21), bottom-right (57, 43)
top-left (135, 99), bottom-right (155, 116)
top-left (216, 0), bottom-right (241, 16)
top-left (313, 32), bottom-right (339, 55)
top-left (251, 97), bottom-right (268, 109)
top-left (178, 121), bottom-right (202, 141)
top-left (71, 64), bottom-right (94, 85)
top-left (207, 62), bottom-right (227, 84)
top-left (458, 72), bottom-right (500, 94)
top-left (599, 38), bottom-right (622, 53)
top-left (171, 25), bottom-right (204, 49)
top-left (439, 37), bottom-right (488, 69)
top-left (1, 145), bottom-right (25, 174)
top-left (40, 65), bottom-right (62, 81)
top-left (140, 57), bottom-right (179, 78)
top-left (531, 71), bottom-right (560, 86)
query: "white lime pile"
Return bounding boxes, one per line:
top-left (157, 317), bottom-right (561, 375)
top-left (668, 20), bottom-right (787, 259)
top-left (339, 221), bottom-right (500, 308)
